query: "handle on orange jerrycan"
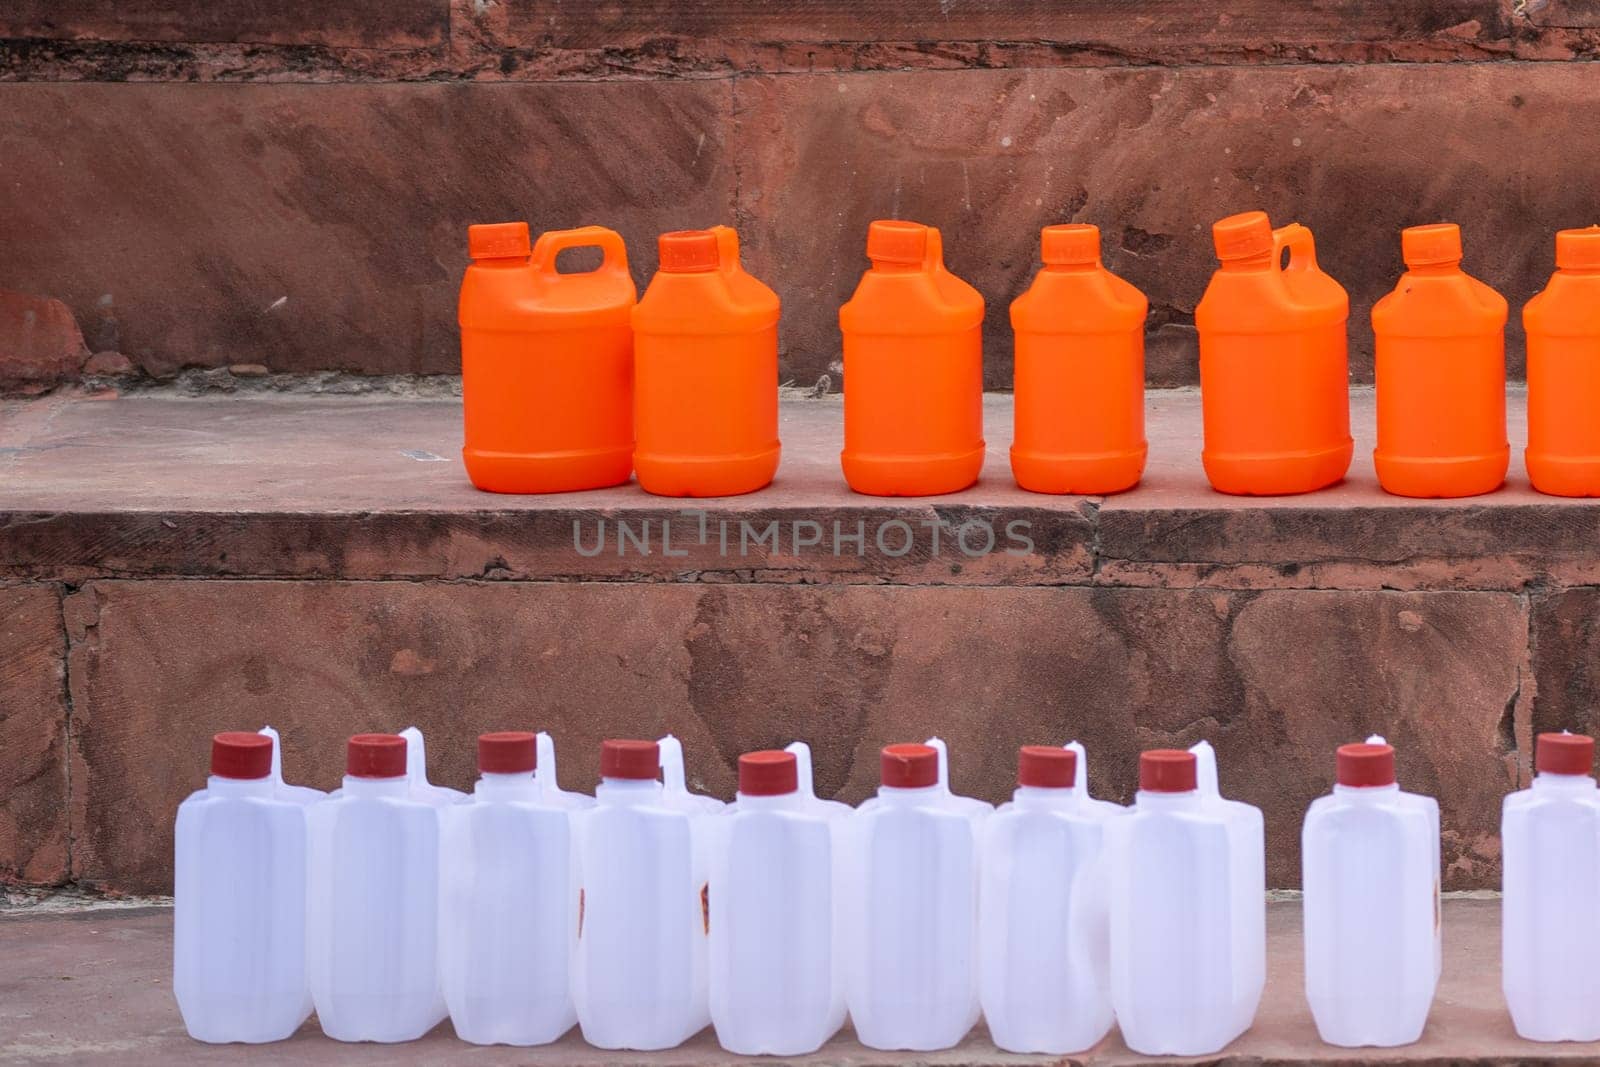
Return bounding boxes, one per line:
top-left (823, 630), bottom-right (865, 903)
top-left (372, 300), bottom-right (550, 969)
top-left (1272, 222), bottom-right (1318, 273)
top-left (710, 224), bottom-right (741, 272)
top-left (529, 225), bottom-right (630, 278)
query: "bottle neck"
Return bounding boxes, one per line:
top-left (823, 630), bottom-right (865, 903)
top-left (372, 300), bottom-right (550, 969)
top-left (1044, 262), bottom-right (1099, 274)
top-left (1012, 785), bottom-right (1075, 808)
top-left (1405, 261), bottom-right (1461, 276)
top-left (471, 256), bottom-right (529, 270)
top-left (206, 775), bottom-right (274, 798)
top-left (1136, 789), bottom-right (1202, 809)
top-left (876, 784), bottom-right (940, 804)
top-left (475, 771), bottom-right (538, 801)
top-left (735, 791), bottom-right (804, 811)
top-left (597, 777), bottom-right (664, 805)
top-left (869, 259), bottom-right (924, 275)
top-left (1533, 772), bottom-right (1597, 793)
top-left (1558, 266), bottom-right (1600, 277)
top-left (1220, 252), bottom-right (1274, 272)
top-left (1332, 782), bottom-right (1401, 798)
top-left (341, 775), bottom-right (410, 798)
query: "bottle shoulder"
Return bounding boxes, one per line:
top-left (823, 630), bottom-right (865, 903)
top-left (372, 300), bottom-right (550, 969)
top-left (1011, 268), bottom-right (1149, 333)
top-left (1524, 273), bottom-right (1600, 335)
top-left (1196, 267), bottom-right (1348, 332)
top-left (1372, 270), bottom-right (1509, 335)
top-left (633, 269), bottom-right (780, 333)
top-left (459, 264), bottom-right (636, 331)
top-left (841, 269), bottom-right (984, 333)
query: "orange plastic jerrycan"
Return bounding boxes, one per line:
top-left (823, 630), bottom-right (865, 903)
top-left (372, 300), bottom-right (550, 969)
top-left (1523, 227), bottom-right (1600, 496)
top-left (1195, 211), bottom-right (1352, 495)
top-left (1372, 223), bottom-right (1508, 498)
top-left (458, 222), bottom-right (635, 494)
top-left (630, 226), bottom-right (781, 497)
top-left (839, 220), bottom-right (985, 496)
top-left (1010, 223), bottom-right (1148, 494)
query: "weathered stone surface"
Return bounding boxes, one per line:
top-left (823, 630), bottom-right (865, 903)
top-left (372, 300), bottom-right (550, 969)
top-left (733, 62), bottom-right (1598, 388)
top-left (1530, 589), bottom-right (1600, 738)
top-left (0, 290), bottom-right (89, 389)
top-left (1, 0), bottom-right (448, 49)
top-left (13, 0), bottom-right (1573, 82)
top-left (0, 82), bottom-right (733, 379)
top-left (64, 579), bottom-right (1522, 893)
top-left (0, 585), bottom-right (67, 886)
top-left (0, 900), bottom-right (1575, 1064)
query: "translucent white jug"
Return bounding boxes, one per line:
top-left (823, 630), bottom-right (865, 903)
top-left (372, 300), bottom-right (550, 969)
top-left (1302, 737), bottom-right (1440, 1047)
top-left (573, 738), bottom-right (714, 1050)
top-left (709, 749), bottom-right (847, 1055)
top-left (1106, 743), bottom-right (1265, 1056)
top-left (980, 742), bottom-right (1122, 1054)
top-left (174, 732), bottom-right (312, 1043)
top-left (844, 741), bottom-right (988, 1051)
top-left (1503, 731), bottom-right (1600, 1041)
top-left (536, 730), bottom-right (595, 810)
top-left (307, 734), bottom-right (446, 1042)
top-left (440, 732), bottom-right (577, 1046)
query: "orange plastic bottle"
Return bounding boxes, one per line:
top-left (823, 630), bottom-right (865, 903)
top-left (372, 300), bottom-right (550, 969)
top-left (1523, 226), bottom-right (1600, 496)
top-left (631, 226), bottom-right (780, 497)
top-left (1009, 223), bottom-right (1147, 494)
top-left (458, 223), bottom-right (635, 493)
top-left (1195, 211), bottom-right (1352, 495)
top-left (1372, 223), bottom-right (1508, 498)
top-left (839, 220), bottom-right (985, 496)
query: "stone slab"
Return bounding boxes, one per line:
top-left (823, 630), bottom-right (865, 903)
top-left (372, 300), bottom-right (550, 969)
top-left (732, 62), bottom-right (1600, 389)
top-left (0, 585), bottom-right (67, 886)
top-left (0, 82), bottom-right (734, 378)
top-left (0, 899), bottom-right (1586, 1064)
top-left (62, 579), bottom-right (1523, 893)
top-left (0, 0), bottom-right (448, 49)
top-left (1, 387), bottom-right (1594, 591)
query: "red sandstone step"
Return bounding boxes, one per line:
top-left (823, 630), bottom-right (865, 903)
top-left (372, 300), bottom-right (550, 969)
top-left (0, 898), bottom-right (1583, 1064)
top-left (1, 385), bottom-right (1594, 590)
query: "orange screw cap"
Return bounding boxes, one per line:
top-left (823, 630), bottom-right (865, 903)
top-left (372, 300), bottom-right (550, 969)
top-left (468, 222), bottom-right (531, 261)
top-left (1040, 224), bottom-right (1101, 267)
top-left (658, 230), bottom-right (720, 273)
top-left (1212, 211), bottom-right (1274, 261)
top-left (1401, 223), bottom-right (1462, 268)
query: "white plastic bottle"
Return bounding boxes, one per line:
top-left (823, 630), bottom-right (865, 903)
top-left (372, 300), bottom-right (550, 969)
top-left (573, 739), bottom-right (711, 1050)
top-left (980, 744), bottom-right (1122, 1054)
top-left (439, 732), bottom-right (577, 1046)
top-left (709, 749), bottom-right (846, 1055)
top-left (1503, 731), bottom-right (1600, 1041)
top-left (307, 734), bottom-right (446, 1042)
top-left (174, 732), bottom-right (312, 1043)
top-left (844, 742), bottom-right (985, 1051)
top-left (1106, 747), bottom-right (1265, 1056)
top-left (1302, 737), bottom-right (1440, 1047)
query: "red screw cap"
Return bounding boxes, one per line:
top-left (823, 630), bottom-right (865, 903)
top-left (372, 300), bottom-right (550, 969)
top-left (658, 230), bottom-right (720, 272)
top-left (881, 743), bottom-right (938, 788)
top-left (601, 739), bottom-right (660, 780)
top-left (1537, 732), bottom-right (1595, 776)
top-left (478, 731), bottom-right (537, 775)
top-left (1337, 742), bottom-right (1396, 787)
top-left (1213, 211), bottom-right (1273, 262)
top-left (1402, 223), bottom-right (1462, 268)
top-left (866, 220), bottom-right (929, 266)
top-left (738, 750), bottom-right (798, 796)
top-left (211, 732), bottom-right (272, 780)
top-left (1018, 745), bottom-right (1076, 788)
top-left (348, 733), bottom-right (406, 779)
top-left (468, 221), bottom-right (530, 261)
top-left (1140, 749), bottom-right (1198, 793)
